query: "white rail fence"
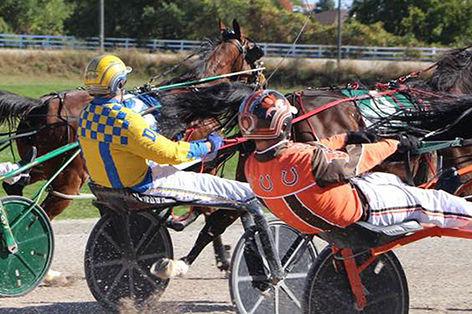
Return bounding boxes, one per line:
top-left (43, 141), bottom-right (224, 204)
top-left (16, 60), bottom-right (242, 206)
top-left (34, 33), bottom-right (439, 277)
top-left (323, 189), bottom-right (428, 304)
top-left (0, 33), bottom-right (450, 61)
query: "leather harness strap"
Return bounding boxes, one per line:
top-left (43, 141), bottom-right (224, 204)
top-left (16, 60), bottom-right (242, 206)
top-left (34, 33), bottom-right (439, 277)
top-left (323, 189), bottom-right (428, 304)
top-left (292, 91), bottom-right (319, 141)
top-left (292, 86), bottom-right (408, 124)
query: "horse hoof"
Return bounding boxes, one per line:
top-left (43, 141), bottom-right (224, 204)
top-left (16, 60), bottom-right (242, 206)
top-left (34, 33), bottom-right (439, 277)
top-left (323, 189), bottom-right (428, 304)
top-left (150, 258), bottom-right (189, 279)
top-left (217, 260), bottom-right (230, 272)
top-left (42, 270), bottom-right (69, 287)
top-left (150, 258), bottom-right (171, 279)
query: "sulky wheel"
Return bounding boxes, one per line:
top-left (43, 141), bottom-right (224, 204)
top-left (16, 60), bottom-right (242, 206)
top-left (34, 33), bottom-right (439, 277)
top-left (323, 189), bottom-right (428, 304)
top-left (303, 246), bottom-right (409, 314)
top-left (0, 196), bottom-right (54, 297)
top-left (230, 220), bottom-right (319, 314)
top-left (84, 211), bottom-right (173, 312)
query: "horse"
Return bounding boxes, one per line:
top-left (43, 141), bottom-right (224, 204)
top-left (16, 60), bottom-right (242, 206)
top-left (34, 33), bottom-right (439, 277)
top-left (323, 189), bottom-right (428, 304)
top-left (412, 46), bottom-right (472, 195)
top-left (261, 46), bottom-right (472, 186)
top-left (0, 19), bottom-right (263, 281)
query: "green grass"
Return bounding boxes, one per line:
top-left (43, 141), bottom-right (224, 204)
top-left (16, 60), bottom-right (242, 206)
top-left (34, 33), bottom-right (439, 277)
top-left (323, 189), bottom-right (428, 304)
top-left (0, 76), bottom-right (97, 219)
top-left (0, 75), bottom-right (241, 219)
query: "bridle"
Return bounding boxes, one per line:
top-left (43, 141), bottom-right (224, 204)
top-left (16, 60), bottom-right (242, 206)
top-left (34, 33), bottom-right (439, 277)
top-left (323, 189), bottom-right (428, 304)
top-left (220, 28), bottom-right (265, 83)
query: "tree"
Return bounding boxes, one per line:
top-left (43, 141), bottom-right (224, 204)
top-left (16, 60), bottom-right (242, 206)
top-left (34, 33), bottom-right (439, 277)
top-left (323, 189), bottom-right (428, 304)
top-left (0, 0), bottom-right (73, 34)
top-left (64, 0), bottom-right (308, 42)
top-left (351, 0), bottom-right (472, 45)
top-left (64, 0), bottom-right (155, 38)
top-left (316, 0), bottom-right (335, 12)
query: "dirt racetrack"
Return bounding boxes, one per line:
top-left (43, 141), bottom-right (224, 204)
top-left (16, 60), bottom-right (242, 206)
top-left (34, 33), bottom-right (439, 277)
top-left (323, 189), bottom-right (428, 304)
top-left (1, 216), bottom-right (472, 314)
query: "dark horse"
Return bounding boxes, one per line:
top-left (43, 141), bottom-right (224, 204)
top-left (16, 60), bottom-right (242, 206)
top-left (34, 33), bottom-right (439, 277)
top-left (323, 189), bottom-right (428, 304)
top-left (0, 19), bottom-right (263, 277)
top-left (412, 46), bottom-right (472, 195)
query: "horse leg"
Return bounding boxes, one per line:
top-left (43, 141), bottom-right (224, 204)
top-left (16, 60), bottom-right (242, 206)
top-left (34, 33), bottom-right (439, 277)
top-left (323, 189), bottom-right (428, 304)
top-left (151, 209), bottom-right (240, 279)
top-left (41, 161), bottom-right (87, 219)
top-left (40, 166), bottom-right (87, 286)
top-left (197, 208), bottom-right (231, 272)
top-left (211, 226), bottom-right (231, 271)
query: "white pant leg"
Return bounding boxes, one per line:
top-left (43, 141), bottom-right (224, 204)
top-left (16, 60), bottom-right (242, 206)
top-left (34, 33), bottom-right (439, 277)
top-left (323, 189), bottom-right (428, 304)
top-left (0, 162), bottom-right (21, 185)
top-left (142, 163), bottom-right (254, 205)
top-left (351, 172), bottom-right (472, 229)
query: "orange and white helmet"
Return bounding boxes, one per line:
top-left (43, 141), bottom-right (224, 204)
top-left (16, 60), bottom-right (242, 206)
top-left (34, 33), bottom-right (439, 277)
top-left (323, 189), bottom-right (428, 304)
top-left (238, 90), bottom-right (298, 140)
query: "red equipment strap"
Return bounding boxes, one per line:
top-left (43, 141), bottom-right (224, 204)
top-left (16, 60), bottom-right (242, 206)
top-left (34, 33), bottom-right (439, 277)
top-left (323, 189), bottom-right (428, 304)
top-left (292, 86), bottom-right (408, 124)
top-left (221, 137), bottom-right (248, 150)
top-left (397, 62), bottom-right (438, 83)
top-left (218, 86), bottom-right (408, 149)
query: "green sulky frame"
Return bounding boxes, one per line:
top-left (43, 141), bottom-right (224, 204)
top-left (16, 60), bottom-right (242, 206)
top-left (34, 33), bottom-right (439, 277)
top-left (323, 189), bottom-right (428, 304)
top-left (0, 141), bottom-right (80, 296)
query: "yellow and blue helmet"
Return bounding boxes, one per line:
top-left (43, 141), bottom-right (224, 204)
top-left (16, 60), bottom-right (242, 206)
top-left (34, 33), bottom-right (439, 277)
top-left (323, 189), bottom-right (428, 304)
top-left (83, 55), bottom-right (132, 96)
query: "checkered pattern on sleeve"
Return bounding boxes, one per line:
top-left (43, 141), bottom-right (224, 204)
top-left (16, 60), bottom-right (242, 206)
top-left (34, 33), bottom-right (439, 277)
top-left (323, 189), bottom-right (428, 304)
top-left (78, 103), bottom-right (129, 145)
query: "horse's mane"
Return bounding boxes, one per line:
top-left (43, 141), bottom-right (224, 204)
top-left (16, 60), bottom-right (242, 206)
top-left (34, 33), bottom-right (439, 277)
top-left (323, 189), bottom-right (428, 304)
top-left (372, 93), bottom-right (472, 140)
top-left (0, 89), bottom-right (44, 125)
top-left (414, 46), bottom-right (472, 93)
top-left (159, 36), bottom-right (226, 86)
top-left (157, 81), bottom-right (252, 138)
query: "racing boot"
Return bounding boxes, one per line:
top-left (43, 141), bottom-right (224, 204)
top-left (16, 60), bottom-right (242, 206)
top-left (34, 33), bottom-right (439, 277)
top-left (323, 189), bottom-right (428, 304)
top-left (2, 146), bottom-right (37, 196)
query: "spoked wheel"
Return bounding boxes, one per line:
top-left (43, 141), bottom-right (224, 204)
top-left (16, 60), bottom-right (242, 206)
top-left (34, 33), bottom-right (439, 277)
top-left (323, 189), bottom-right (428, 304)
top-left (0, 196), bottom-right (54, 297)
top-left (230, 220), bottom-right (319, 314)
top-left (84, 211), bottom-right (173, 312)
top-left (303, 246), bottom-right (409, 314)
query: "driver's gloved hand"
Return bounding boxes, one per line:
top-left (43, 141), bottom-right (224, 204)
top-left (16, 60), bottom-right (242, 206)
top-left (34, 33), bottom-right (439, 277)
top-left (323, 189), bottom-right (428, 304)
top-left (346, 130), bottom-right (378, 145)
top-left (396, 133), bottom-right (420, 153)
top-left (203, 132), bottom-right (223, 161)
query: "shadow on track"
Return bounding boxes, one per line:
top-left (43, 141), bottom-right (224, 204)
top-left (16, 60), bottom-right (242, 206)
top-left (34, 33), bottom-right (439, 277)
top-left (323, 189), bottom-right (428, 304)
top-left (0, 300), bottom-right (235, 313)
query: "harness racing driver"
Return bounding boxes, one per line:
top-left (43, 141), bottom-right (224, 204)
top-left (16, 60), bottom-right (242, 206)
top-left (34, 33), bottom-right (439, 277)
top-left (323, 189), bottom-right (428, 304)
top-left (239, 89), bottom-right (472, 233)
top-left (78, 55), bottom-right (279, 284)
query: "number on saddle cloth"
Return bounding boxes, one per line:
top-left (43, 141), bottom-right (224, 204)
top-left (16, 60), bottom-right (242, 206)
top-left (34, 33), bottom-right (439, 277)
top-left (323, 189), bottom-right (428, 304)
top-left (123, 93), bottom-right (162, 133)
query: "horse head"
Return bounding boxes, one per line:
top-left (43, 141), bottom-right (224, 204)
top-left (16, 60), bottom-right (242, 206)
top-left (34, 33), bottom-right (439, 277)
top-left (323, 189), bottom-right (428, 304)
top-left (203, 19), bottom-right (265, 84)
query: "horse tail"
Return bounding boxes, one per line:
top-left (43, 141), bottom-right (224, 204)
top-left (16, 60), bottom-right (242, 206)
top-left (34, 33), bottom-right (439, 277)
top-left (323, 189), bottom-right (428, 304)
top-left (158, 82), bottom-right (253, 136)
top-left (0, 89), bottom-right (44, 125)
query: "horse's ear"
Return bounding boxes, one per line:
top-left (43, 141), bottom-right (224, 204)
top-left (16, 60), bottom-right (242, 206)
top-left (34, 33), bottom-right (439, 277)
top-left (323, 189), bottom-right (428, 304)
top-left (219, 19), bottom-right (226, 33)
top-left (233, 19), bottom-right (242, 39)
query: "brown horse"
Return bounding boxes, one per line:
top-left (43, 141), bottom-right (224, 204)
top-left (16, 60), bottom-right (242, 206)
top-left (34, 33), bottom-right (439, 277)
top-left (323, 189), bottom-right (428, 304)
top-left (0, 19), bottom-right (263, 275)
top-left (414, 46), bottom-right (472, 195)
top-left (286, 87), bottom-right (436, 184)
top-left (246, 46), bottom-right (472, 186)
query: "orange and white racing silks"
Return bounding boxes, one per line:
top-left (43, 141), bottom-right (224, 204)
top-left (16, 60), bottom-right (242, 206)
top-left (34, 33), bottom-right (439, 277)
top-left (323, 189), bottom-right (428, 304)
top-left (244, 134), bottom-right (399, 234)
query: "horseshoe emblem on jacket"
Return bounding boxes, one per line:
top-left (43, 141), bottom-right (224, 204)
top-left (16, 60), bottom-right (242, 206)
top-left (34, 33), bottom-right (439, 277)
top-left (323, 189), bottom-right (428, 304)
top-left (281, 167), bottom-right (298, 186)
top-left (258, 174), bottom-right (273, 191)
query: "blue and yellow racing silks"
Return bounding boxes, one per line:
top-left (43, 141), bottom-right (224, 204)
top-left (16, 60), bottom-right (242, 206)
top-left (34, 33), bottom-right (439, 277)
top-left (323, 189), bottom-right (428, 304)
top-left (122, 93), bottom-right (160, 132)
top-left (78, 97), bottom-right (209, 192)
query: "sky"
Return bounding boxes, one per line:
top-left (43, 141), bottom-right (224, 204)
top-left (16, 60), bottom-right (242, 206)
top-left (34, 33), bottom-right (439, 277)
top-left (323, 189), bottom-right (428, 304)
top-left (344, 0), bottom-right (353, 8)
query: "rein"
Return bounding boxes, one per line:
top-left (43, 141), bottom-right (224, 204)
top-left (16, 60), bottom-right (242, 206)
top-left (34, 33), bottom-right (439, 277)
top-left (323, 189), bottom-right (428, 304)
top-left (147, 50), bottom-right (201, 85)
top-left (292, 86), bottom-right (409, 124)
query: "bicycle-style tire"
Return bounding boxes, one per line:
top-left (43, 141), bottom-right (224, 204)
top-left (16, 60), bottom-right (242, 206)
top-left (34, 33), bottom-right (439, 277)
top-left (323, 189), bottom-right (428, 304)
top-left (303, 246), bottom-right (409, 314)
top-left (230, 220), bottom-right (319, 314)
top-left (84, 211), bottom-right (173, 312)
top-left (0, 196), bottom-right (54, 297)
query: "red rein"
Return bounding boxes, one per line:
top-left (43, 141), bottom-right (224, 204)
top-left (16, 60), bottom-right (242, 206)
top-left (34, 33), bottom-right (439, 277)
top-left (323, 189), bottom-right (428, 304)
top-left (292, 86), bottom-right (408, 124)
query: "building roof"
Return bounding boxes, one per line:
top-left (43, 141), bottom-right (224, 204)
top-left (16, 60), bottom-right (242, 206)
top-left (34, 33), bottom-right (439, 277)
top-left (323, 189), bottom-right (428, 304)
top-left (314, 9), bottom-right (349, 25)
